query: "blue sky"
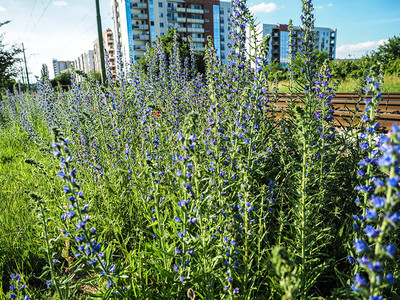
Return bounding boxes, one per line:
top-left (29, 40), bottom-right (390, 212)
top-left (0, 0), bottom-right (399, 81)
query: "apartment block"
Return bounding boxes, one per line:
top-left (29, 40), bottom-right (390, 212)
top-left (52, 59), bottom-right (73, 77)
top-left (94, 29), bottom-right (116, 79)
top-left (112, 0), bottom-right (231, 63)
top-left (218, 1), bottom-right (231, 63)
top-left (257, 23), bottom-right (337, 66)
top-left (73, 50), bottom-right (95, 74)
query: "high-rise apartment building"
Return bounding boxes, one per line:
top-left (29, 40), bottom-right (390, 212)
top-left (111, 0), bottom-right (232, 63)
top-left (94, 29), bottom-right (116, 79)
top-left (256, 23), bottom-right (337, 66)
top-left (218, 1), bottom-right (231, 64)
top-left (52, 59), bottom-right (73, 77)
top-left (73, 50), bottom-right (95, 74)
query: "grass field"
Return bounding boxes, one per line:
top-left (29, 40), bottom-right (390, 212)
top-left (275, 75), bottom-right (400, 93)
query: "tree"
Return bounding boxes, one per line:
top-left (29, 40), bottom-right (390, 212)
top-left (50, 71), bottom-right (72, 90)
top-left (41, 64), bottom-right (49, 80)
top-left (0, 21), bottom-right (22, 92)
top-left (374, 35), bottom-right (400, 65)
top-left (138, 28), bottom-right (205, 74)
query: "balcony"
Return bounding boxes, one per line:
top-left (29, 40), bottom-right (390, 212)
top-left (134, 45), bottom-right (147, 51)
top-left (131, 13), bottom-right (148, 20)
top-left (177, 7), bottom-right (185, 13)
top-left (187, 27), bottom-right (204, 33)
top-left (177, 27), bottom-right (186, 33)
top-left (187, 8), bottom-right (204, 14)
top-left (133, 34), bottom-right (150, 40)
top-left (177, 17), bottom-right (186, 22)
top-left (186, 18), bottom-right (204, 24)
top-left (131, 2), bottom-right (147, 9)
top-left (191, 37), bottom-right (204, 43)
top-left (133, 24), bottom-right (149, 30)
top-left (193, 46), bottom-right (205, 52)
top-left (167, 7), bottom-right (177, 12)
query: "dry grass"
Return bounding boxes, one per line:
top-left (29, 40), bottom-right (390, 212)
top-left (271, 76), bottom-right (400, 93)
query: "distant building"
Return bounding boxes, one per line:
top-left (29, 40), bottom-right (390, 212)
top-left (219, 1), bottom-right (231, 64)
top-left (254, 23), bottom-right (337, 66)
top-left (52, 59), bottom-right (73, 77)
top-left (73, 50), bottom-right (95, 74)
top-left (94, 28), bottom-right (116, 79)
top-left (111, 0), bottom-right (229, 63)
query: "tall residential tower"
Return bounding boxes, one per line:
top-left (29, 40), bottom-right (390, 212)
top-left (111, 0), bottom-right (231, 63)
top-left (257, 23), bottom-right (337, 66)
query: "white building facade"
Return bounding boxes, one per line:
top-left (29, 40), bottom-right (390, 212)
top-left (111, 0), bottom-right (232, 63)
top-left (257, 23), bottom-right (337, 66)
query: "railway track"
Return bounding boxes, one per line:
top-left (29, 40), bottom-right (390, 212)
top-left (273, 92), bottom-right (400, 130)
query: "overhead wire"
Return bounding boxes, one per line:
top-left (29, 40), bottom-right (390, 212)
top-left (24, 0), bottom-right (38, 34)
top-left (26, 0), bottom-right (53, 42)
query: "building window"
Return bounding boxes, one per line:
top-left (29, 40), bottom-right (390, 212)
top-left (159, 13), bottom-right (163, 17)
top-left (205, 19), bottom-right (210, 23)
top-left (158, 2), bottom-right (162, 7)
top-left (160, 22), bottom-right (164, 27)
top-left (204, 9), bottom-right (209, 13)
top-left (205, 29), bottom-right (210, 32)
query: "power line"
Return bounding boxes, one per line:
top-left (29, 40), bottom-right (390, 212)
top-left (26, 0), bottom-right (53, 41)
top-left (24, 0), bottom-right (38, 34)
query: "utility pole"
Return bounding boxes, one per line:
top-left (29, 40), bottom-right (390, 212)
top-left (95, 0), bottom-right (107, 84)
top-left (22, 43), bottom-right (31, 91)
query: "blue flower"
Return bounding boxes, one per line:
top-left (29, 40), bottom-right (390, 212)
top-left (174, 216), bottom-right (182, 223)
top-left (367, 261), bottom-right (382, 272)
top-left (366, 209), bottom-right (377, 219)
top-left (179, 276), bottom-right (185, 282)
top-left (386, 273), bottom-right (394, 285)
top-left (386, 212), bottom-right (400, 223)
top-left (358, 255), bottom-right (369, 265)
top-left (387, 176), bottom-right (399, 187)
top-left (377, 152), bottom-right (393, 167)
top-left (370, 195), bottom-right (385, 208)
top-left (354, 273), bottom-right (367, 286)
top-left (363, 225), bottom-right (381, 238)
top-left (354, 239), bottom-right (367, 252)
top-left (174, 264), bottom-right (179, 272)
top-left (386, 243), bottom-right (396, 256)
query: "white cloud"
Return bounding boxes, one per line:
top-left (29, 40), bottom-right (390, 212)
top-left (315, 5), bottom-right (323, 9)
top-left (336, 39), bottom-right (388, 58)
top-left (327, 3), bottom-right (333, 7)
top-left (249, 2), bottom-right (278, 14)
top-left (53, 1), bottom-right (68, 7)
top-left (0, 6), bottom-right (6, 12)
